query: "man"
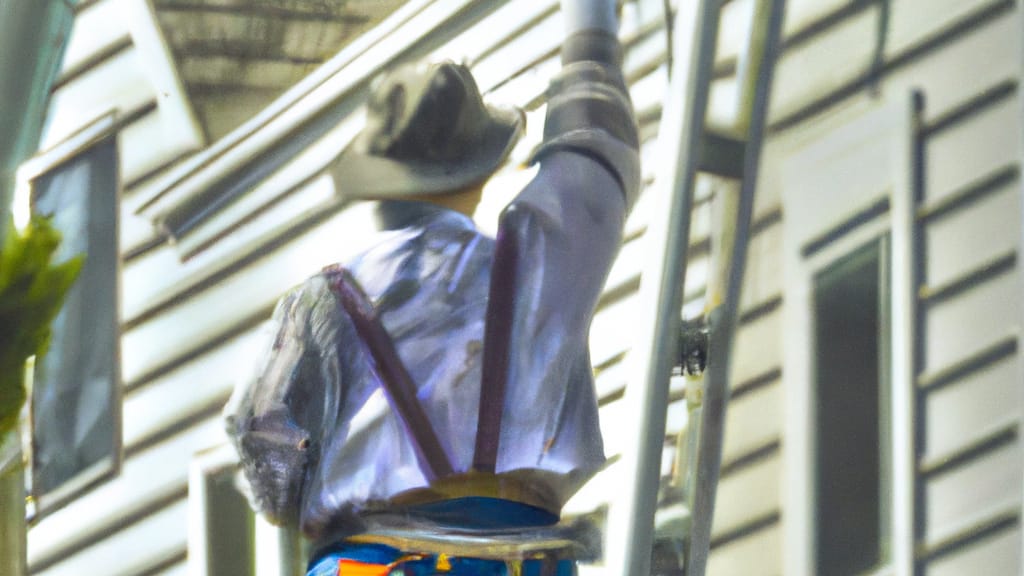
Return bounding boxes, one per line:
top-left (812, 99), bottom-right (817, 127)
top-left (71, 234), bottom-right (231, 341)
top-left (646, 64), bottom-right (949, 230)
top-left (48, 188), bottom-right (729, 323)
top-left (224, 9), bottom-right (639, 575)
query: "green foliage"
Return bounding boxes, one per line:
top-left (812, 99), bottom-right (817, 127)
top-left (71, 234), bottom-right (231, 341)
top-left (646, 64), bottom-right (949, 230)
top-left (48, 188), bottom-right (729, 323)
top-left (0, 215), bottom-right (82, 436)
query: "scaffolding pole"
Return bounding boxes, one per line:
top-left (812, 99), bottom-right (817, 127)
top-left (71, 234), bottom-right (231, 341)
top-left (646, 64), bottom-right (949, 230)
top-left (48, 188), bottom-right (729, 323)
top-left (604, 1), bottom-right (721, 574)
top-left (685, 2), bottom-right (786, 574)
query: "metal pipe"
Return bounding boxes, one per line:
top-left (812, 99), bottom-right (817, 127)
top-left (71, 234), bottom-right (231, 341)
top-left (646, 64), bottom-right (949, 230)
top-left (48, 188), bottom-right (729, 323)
top-left (1, 431), bottom-right (26, 576)
top-left (561, 0), bottom-right (617, 36)
top-left (684, 2), bottom-right (786, 574)
top-left (0, 4), bottom-right (73, 574)
top-left (733, 0), bottom-right (775, 135)
top-left (254, 516), bottom-right (304, 576)
top-left (603, 1), bottom-right (721, 574)
top-left (0, 0), bottom-right (74, 241)
top-left (1018, 0), bottom-right (1024, 566)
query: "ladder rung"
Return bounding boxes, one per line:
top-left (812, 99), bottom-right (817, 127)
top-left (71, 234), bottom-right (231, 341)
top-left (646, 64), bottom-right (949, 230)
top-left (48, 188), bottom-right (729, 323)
top-left (697, 131), bottom-right (746, 180)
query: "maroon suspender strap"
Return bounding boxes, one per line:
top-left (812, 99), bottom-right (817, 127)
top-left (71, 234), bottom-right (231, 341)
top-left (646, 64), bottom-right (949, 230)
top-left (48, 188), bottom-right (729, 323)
top-left (325, 265), bottom-right (454, 481)
top-left (473, 221), bottom-right (520, 472)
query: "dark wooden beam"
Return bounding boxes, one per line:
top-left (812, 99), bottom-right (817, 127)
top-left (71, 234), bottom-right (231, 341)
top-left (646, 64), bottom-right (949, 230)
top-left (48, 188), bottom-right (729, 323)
top-left (155, 1), bottom-right (373, 24)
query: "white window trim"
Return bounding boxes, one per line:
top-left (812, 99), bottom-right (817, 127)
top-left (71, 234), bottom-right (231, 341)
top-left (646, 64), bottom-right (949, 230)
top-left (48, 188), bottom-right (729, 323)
top-left (187, 442), bottom-right (239, 576)
top-left (17, 111), bottom-right (125, 520)
top-left (123, 0), bottom-right (204, 152)
top-left (780, 94), bottom-right (917, 576)
top-left (189, 443), bottom-right (305, 576)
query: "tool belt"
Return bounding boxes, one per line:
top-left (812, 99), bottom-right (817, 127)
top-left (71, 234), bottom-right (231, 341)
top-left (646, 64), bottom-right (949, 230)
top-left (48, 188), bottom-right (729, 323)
top-left (308, 542), bottom-right (579, 576)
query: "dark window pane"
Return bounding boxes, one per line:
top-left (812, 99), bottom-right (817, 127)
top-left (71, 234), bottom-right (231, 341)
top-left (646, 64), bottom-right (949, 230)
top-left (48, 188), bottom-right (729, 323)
top-left (30, 134), bottom-right (120, 509)
top-left (813, 239), bottom-right (887, 576)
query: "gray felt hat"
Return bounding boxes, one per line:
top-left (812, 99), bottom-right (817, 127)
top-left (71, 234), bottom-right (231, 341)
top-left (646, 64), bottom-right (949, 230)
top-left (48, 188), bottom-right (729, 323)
top-left (329, 61), bottom-right (524, 200)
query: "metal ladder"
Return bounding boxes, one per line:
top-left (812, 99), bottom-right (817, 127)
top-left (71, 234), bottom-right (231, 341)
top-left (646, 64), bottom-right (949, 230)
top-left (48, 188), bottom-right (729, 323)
top-left (604, 0), bottom-right (786, 574)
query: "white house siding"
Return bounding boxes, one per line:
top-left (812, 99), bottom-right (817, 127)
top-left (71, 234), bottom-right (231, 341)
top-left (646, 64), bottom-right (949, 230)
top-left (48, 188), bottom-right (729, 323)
top-left (756, 0), bottom-right (1023, 574)
top-left (22, 0), bottom-right (1024, 575)
top-left (25, 0), bottom-right (205, 574)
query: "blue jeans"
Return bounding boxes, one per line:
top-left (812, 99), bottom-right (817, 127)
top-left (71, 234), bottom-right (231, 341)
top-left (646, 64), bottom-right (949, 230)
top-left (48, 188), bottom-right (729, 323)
top-left (307, 543), bottom-right (577, 576)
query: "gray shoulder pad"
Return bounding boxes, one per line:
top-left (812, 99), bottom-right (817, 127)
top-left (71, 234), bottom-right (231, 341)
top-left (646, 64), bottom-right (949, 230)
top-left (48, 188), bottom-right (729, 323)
top-left (530, 129), bottom-right (641, 212)
top-left (530, 59), bottom-right (641, 210)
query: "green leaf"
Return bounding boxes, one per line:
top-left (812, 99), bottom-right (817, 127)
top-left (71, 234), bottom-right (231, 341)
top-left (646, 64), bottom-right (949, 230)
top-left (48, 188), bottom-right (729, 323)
top-left (0, 214), bottom-right (82, 436)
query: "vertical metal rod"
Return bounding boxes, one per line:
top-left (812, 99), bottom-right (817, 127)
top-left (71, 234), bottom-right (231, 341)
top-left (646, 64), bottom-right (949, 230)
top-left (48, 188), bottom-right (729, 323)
top-left (1016, 0), bottom-right (1024, 566)
top-left (685, 2), bottom-right (785, 574)
top-left (603, 1), bottom-right (721, 574)
top-left (0, 431), bottom-right (26, 576)
top-left (890, 90), bottom-right (923, 576)
top-left (254, 516), bottom-right (303, 576)
top-left (0, 0), bottom-right (73, 241)
top-left (560, 0), bottom-right (617, 36)
top-left (0, 4), bottom-right (74, 564)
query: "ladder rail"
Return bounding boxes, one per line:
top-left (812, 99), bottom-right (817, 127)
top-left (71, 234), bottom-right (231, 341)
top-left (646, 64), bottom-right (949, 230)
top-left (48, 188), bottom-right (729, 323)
top-left (603, 1), bottom-right (721, 574)
top-left (685, 2), bottom-right (786, 574)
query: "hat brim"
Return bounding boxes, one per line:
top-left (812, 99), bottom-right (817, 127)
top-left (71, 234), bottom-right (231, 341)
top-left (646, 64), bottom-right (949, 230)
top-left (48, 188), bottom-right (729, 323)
top-left (330, 106), bottom-right (522, 201)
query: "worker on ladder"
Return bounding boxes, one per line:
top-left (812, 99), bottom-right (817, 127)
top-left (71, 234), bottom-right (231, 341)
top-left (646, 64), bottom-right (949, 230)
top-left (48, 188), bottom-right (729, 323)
top-left (223, 1), bottom-right (639, 574)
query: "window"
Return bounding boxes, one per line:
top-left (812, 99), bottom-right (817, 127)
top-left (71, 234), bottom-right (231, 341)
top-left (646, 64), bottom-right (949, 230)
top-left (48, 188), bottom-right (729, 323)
top-left (189, 446), bottom-right (255, 576)
top-left (21, 114), bottom-right (122, 517)
top-left (189, 444), bottom-right (308, 576)
top-left (780, 96), bottom-right (917, 576)
top-left (813, 238), bottom-right (891, 575)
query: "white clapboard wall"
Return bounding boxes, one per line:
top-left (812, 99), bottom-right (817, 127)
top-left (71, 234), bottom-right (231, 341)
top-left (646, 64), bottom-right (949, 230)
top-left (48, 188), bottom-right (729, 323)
top-left (23, 0), bottom-right (1022, 574)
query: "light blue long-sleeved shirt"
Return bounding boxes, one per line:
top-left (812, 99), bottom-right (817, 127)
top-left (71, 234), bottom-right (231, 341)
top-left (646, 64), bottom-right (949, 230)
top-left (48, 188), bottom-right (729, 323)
top-left (224, 191), bottom-right (618, 542)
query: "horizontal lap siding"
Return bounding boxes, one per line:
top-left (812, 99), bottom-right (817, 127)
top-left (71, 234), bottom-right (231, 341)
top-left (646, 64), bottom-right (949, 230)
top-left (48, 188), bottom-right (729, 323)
top-left (922, 270), bottom-right (1021, 374)
top-left (121, 328), bottom-right (264, 447)
top-left (25, 0), bottom-right (204, 573)
top-left (772, 0), bottom-right (1024, 571)
top-left (914, 15), bottom-right (1023, 565)
top-left (43, 49), bottom-right (152, 149)
top-left (28, 418), bottom-right (222, 572)
top-left (923, 526), bottom-right (1022, 576)
top-left (730, 304), bottom-right (784, 386)
top-left (58, 0), bottom-right (132, 76)
top-left (771, 5), bottom-right (880, 120)
top-left (120, 202), bottom-right (382, 385)
top-left (924, 180), bottom-right (1020, 288)
top-left (712, 0), bottom-right (1023, 571)
top-left (154, 562), bottom-right (189, 576)
top-left (712, 455), bottom-right (782, 542)
top-left (741, 221), bottom-right (783, 311)
top-left (922, 441), bottom-right (1022, 546)
top-left (41, 3), bottom-right (202, 183)
top-left (708, 523), bottom-right (783, 576)
top-left (29, 0), bottom-right (1024, 574)
top-left (755, 0), bottom-right (1023, 573)
top-left (35, 502), bottom-right (189, 576)
top-left (922, 356), bottom-right (1020, 463)
top-left (707, 220), bottom-right (785, 573)
top-left (723, 382), bottom-right (782, 466)
top-left (925, 96), bottom-right (1020, 204)
top-left (34, 0), bottom-right (204, 257)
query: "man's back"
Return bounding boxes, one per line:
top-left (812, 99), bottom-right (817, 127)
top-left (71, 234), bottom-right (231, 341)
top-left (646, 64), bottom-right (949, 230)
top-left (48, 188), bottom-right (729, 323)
top-left (225, 7), bottom-right (639, 570)
top-left (225, 203), bottom-right (606, 542)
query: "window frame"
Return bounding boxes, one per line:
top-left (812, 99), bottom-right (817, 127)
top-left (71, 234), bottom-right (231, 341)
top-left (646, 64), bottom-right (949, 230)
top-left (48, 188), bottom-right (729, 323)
top-left (188, 443), bottom-right (306, 576)
top-left (188, 443), bottom-right (254, 576)
top-left (17, 111), bottom-right (124, 521)
top-left (780, 95), bottom-right (918, 576)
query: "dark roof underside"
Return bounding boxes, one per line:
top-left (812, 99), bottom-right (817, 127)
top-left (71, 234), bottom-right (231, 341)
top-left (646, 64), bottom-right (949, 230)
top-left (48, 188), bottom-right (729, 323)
top-left (154, 0), bottom-right (406, 141)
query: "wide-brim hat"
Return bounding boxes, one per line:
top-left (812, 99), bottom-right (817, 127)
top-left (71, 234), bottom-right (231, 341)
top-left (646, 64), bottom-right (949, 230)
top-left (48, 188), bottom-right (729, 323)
top-left (329, 61), bottom-right (524, 201)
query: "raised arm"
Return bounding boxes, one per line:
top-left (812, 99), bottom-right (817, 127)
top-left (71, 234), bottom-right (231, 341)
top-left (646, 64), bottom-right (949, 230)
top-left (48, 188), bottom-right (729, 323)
top-left (474, 14), bottom-right (640, 472)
